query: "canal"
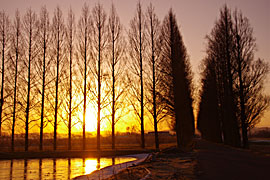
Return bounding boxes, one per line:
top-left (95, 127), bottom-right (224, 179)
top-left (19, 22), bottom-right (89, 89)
top-left (0, 157), bottom-right (136, 179)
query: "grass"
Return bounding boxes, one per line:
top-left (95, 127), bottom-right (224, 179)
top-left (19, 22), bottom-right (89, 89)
top-left (0, 133), bottom-right (177, 159)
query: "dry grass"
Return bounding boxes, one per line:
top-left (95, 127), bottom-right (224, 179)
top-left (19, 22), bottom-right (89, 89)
top-left (105, 166), bottom-right (148, 180)
top-left (0, 133), bottom-right (177, 152)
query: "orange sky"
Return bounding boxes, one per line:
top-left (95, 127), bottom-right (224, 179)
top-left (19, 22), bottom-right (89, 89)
top-left (1, 0), bottom-right (269, 128)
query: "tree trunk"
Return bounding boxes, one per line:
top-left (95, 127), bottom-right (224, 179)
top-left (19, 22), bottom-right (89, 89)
top-left (68, 28), bottom-right (73, 151)
top-left (112, 33), bottom-right (115, 150)
top-left (82, 25), bottom-right (87, 150)
top-left (139, 9), bottom-right (145, 149)
top-left (25, 35), bottom-right (31, 152)
top-left (97, 21), bottom-right (101, 151)
top-left (25, 18), bottom-right (33, 151)
top-left (54, 23), bottom-right (60, 151)
top-left (0, 14), bottom-right (6, 137)
top-left (40, 32), bottom-right (46, 151)
top-left (150, 11), bottom-right (159, 150)
top-left (11, 15), bottom-right (20, 151)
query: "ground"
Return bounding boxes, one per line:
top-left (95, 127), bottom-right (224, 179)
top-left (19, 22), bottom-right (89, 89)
top-left (105, 147), bottom-right (197, 180)
top-left (196, 139), bottom-right (270, 180)
top-left (105, 139), bottom-right (270, 180)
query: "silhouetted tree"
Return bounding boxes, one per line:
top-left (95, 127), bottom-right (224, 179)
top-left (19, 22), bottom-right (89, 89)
top-left (66, 7), bottom-right (76, 151)
top-left (128, 1), bottom-right (146, 149)
top-left (0, 11), bottom-right (10, 136)
top-left (198, 6), bottom-right (269, 148)
top-left (22, 8), bottom-right (39, 151)
top-left (232, 10), bottom-right (269, 148)
top-left (160, 9), bottom-right (194, 148)
top-left (242, 59), bottom-right (269, 128)
top-left (145, 3), bottom-right (162, 150)
top-left (91, 3), bottom-right (107, 151)
top-left (38, 6), bottom-right (51, 151)
top-left (78, 3), bottom-right (91, 150)
top-left (205, 5), bottom-right (241, 147)
top-left (52, 6), bottom-right (66, 151)
top-left (107, 3), bottom-right (125, 149)
top-left (10, 10), bottom-right (21, 151)
top-left (197, 56), bottom-right (222, 143)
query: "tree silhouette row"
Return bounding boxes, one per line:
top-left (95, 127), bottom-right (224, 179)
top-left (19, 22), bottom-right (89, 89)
top-left (0, 2), bottom-right (195, 152)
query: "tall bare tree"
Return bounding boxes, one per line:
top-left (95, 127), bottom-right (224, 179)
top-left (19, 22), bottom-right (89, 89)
top-left (52, 6), bottom-right (66, 151)
top-left (145, 3), bottom-right (162, 150)
top-left (232, 10), bottom-right (269, 148)
top-left (91, 3), bottom-right (107, 151)
top-left (242, 59), bottom-right (269, 130)
top-left (128, 1), bottom-right (146, 149)
top-left (38, 6), bottom-right (50, 151)
top-left (77, 3), bottom-right (91, 150)
top-left (107, 3), bottom-right (125, 149)
top-left (66, 7), bottom-right (76, 151)
top-left (22, 8), bottom-right (39, 151)
top-left (11, 10), bottom-right (21, 151)
top-left (0, 11), bottom-right (10, 136)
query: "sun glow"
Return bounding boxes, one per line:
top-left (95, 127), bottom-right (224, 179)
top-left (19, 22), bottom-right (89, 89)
top-left (84, 159), bottom-right (98, 175)
top-left (85, 105), bottom-right (97, 132)
top-left (76, 103), bottom-right (111, 133)
top-left (77, 104), bottom-right (97, 133)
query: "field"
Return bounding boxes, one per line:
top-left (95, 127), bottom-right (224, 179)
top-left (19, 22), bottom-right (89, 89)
top-left (0, 132), bottom-right (177, 159)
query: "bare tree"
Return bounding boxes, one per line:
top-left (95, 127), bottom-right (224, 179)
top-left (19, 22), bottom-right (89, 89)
top-left (243, 59), bottom-right (269, 130)
top-left (77, 3), bottom-right (91, 150)
top-left (52, 6), bottom-right (66, 151)
top-left (66, 7), bottom-right (76, 151)
top-left (10, 10), bottom-right (21, 151)
top-left (91, 3), bottom-right (107, 151)
top-left (128, 1), bottom-right (146, 149)
top-left (22, 8), bottom-right (39, 151)
top-left (107, 3), bottom-right (125, 149)
top-left (145, 3), bottom-right (162, 150)
top-left (233, 10), bottom-right (269, 148)
top-left (0, 11), bottom-right (10, 136)
top-left (37, 6), bottom-right (51, 151)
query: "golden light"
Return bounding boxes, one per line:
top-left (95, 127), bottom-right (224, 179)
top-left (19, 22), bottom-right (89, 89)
top-left (85, 104), bottom-right (97, 132)
top-left (84, 159), bottom-right (98, 175)
top-left (76, 103), bottom-right (111, 133)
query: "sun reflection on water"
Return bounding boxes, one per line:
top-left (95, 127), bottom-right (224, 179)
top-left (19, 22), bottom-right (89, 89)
top-left (0, 157), bottom-right (136, 180)
top-left (84, 159), bottom-right (98, 174)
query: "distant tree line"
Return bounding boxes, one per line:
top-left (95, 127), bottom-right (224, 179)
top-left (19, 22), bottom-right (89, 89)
top-left (0, 2), bottom-right (195, 151)
top-left (197, 5), bottom-right (269, 148)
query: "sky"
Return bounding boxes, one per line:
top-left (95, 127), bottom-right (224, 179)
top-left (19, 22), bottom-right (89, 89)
top-left (1, 0), bottom-right (269, 127)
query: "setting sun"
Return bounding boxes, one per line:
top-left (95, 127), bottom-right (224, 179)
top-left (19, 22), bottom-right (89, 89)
top-left (76, 103), bottom-right (112, 133)
top-left (75, 104), bottom-right (98, 133)
top-left (85, 105), bottom-right (97, 132)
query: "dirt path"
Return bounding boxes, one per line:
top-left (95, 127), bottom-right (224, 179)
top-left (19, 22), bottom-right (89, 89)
top-left (195, 139), bottom-right (270, 180)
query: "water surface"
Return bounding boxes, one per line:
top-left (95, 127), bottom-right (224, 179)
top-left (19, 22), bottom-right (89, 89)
top-left (0, 157), bottom-right (135, 180)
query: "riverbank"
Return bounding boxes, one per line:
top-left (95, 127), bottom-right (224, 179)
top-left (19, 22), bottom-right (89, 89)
top-left (74, 154), bottom-right (150, 180)
top-left (104, 147), bottom-right (198, 179)
top-left (103, 139), bottom-right (270, 179)
top-left (0, 149), bottom-right (152, 160)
